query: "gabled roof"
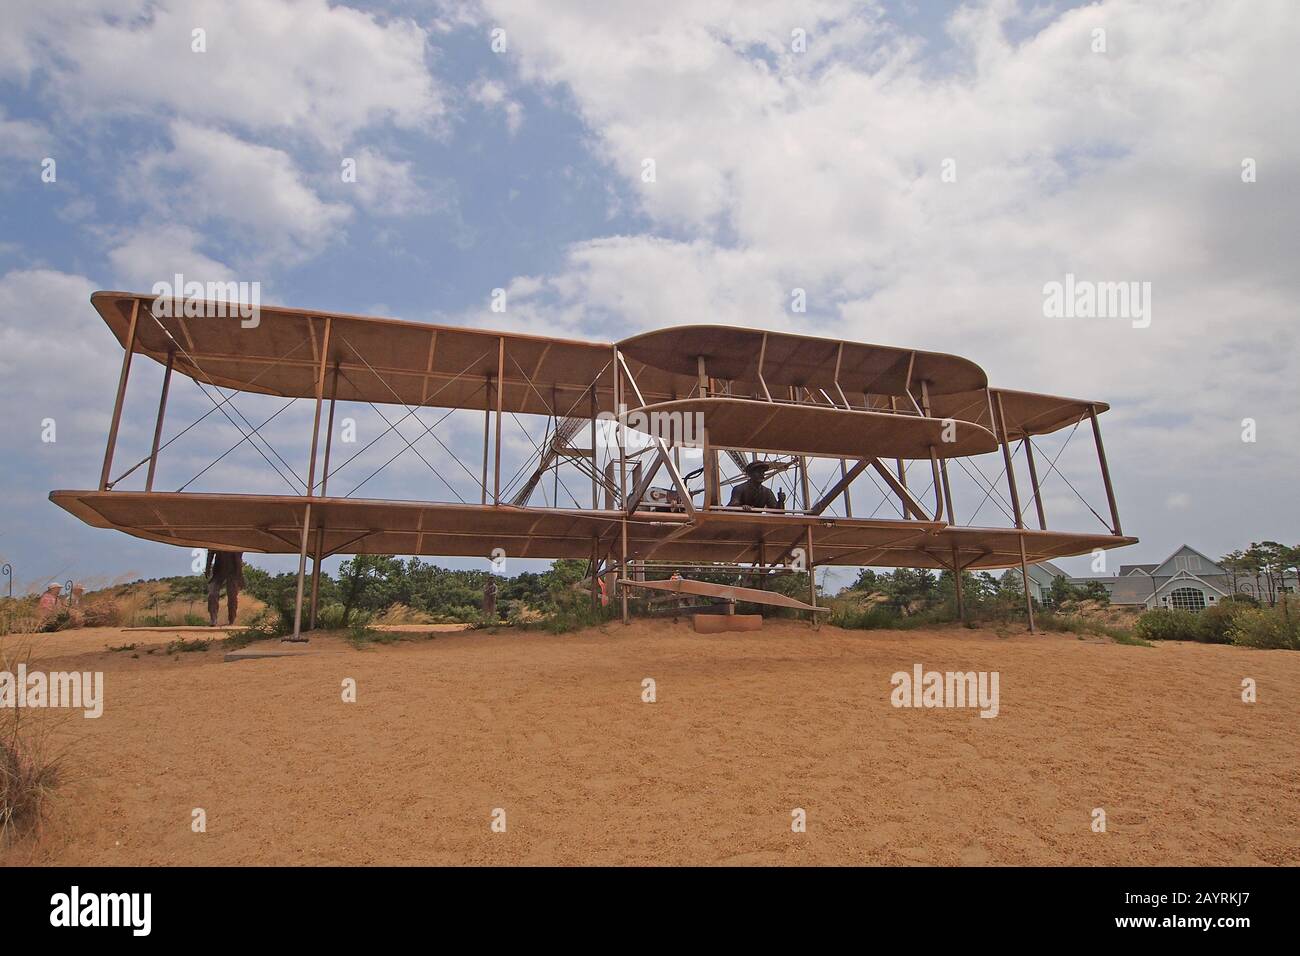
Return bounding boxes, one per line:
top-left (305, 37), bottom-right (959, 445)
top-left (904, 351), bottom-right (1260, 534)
top-left (1119, 564), bottom-right (1157, 576)
top-left (1029, 560), bottom-right (1069, 581)
top-left (1150, 544), bottom-right (1225, 578)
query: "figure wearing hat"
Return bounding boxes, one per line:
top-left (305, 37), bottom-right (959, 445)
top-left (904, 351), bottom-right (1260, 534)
top-left (728, 460), bottom-right (785, 510)
top-left (38, 582), bottom-right (63, 616)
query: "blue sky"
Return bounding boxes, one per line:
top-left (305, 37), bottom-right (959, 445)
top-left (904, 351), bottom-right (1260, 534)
top-left (1, 0), bottom-right (1297, 593)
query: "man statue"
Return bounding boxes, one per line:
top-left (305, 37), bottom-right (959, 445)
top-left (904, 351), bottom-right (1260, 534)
top-left (728, 460), bottom-right (783, 510)
top-left (38, 581), bottom-right (63, 617)
top-left (205, 550), bottom-right (244, 626)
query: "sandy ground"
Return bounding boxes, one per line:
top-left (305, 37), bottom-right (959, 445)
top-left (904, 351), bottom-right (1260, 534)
top-left (2, 620), bottom-right (1298, 866)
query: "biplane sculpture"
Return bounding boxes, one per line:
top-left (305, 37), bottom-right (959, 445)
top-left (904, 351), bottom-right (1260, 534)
top-left (51, 292), bottom-right (1136, 639)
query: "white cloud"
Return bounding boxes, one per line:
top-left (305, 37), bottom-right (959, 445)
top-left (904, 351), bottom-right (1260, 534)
top-left (345, 147), bottom-right (437, 217)
top-left (129, 121), bottom-right (352, 269)
top-left (469, 0), bottom-right (1300, 557)
top-left (470, 78), bottom-right (523, 135)
top-left (106, 223), bottom-right (239, 291)
top-left (6, 0), bottom-right (443, 148)
top-left (0, 107), bottom-right (52, 161)
top-left (0, 269), bottom-right (113, 458)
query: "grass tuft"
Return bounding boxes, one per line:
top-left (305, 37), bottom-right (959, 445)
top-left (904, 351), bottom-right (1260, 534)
top-left (0, 643), bottom-right (68, 848)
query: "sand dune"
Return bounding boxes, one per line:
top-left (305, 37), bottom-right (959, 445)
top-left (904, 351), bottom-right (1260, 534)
top-left (3, 621), bottom-right (1297, 866)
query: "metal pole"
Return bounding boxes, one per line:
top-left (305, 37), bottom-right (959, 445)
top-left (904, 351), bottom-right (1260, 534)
top-left (805, 526), bottom-right (818, 628)
top-left (1088, 405), bottom-right (1122, 535)
top-left (940, 460), bottom-right (957, 525)
top-left (100, 298), bottom-right (140, 491)
top-left (924, 377), bottom-right (956, 523)
top-left (145, 347), bottom-right (175, 492)
top-left (1019, 532), bottom-right (1036, 633)
top-left (994, 390), bottom-right (1033, 632)
top-left (994, 392), bottom-right (1025, 529)
top-left (309, 361), bottom-right (340, 629)
top-left (482, 374), bottom-right (492, 505)
top-left (951, 544), bottom-right (966, 623)
top-left (590, 385), bottom-right (599, 509)
top-left (290, 317), bottom-right (331, 642)
top-left (616, 349), bottom-right (629, 625)
top-left (319, 364), bottom-right (339, 496)
top-left (892, 398), bottom-right (909, 519)
top-left (550, 389), bottom-right (559, 507)
top-left (1023, 435), bottom-right (1048, 530)
top-left (493, 339), bottom-right (504, 505)
top-left (795, 452), bottom-right (806, 512)
top-left (697, 355), bottom-right (718, 509)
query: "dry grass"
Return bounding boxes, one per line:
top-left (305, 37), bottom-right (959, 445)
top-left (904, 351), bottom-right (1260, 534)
top-left (0, 642), bottom-right (70, 851)
top-left (372, 603), bottom-right (436, 625)
top-left (0, 598), bottom-right (42, 637)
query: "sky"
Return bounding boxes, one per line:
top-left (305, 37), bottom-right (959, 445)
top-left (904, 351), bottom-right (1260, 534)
top-left (1, 0), bottom-right (1297, 595)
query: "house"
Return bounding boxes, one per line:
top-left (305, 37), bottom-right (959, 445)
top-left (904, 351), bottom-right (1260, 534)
top-left (1023, 560), bottom-right (1070, 605)
top-left (1030, 544), bottom-right (1297, 611)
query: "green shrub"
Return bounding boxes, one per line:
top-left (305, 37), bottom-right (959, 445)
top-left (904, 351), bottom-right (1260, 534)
top-left (345, 615), bottom-right (406, 648)
top-left (1229, 605), bottom-right (1300, 650)
top-left (538, 602), bottom-right (611, 633)
top-left (1196, 601), bottom-right (1248, 644)
top-left (165, 637), bottom-right (211, 653)
top-left (1036, 611), bottom-right (1141, 643)
top-left (1110, 631), bottom-right (1154, 647)
top-left (313, 603), bottom-right (349, 630)
top-left (1133, 608), bottom-right (1199, 642)
top-left (37, 609), bottom-right (76, 633)
top-left (830, 605), bottom-right (904, 629)
top-left (222, 608), bottom-right (286, 649)
top-left (828, 604), bottom-right (954, 630)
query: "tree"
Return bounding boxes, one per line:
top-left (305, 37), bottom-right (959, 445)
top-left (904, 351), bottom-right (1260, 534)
top-left (1245, 541), bottom-right (1288, 607)
top-left (1048, 575), bottom-right (1073, 608)
top-left (850, 568), bottom-right (881, 592)
top-left (336, 555), bottom-right (406, 624)
top-left (1220, 549), bottom-right (1248, 597)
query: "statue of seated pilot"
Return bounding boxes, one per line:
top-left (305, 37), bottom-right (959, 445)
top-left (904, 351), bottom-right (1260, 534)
top-left (727, 460), bottom-right (785, 511)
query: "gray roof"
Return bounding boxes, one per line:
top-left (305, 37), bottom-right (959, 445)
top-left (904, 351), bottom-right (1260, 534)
top-left (1107, 577), bottom-right (1158, 604)
top-left (1119, 564), bottom-right (1158, 575)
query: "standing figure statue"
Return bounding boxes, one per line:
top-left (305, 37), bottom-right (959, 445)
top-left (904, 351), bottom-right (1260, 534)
top-left (205, 550), bottom-right (245, 627)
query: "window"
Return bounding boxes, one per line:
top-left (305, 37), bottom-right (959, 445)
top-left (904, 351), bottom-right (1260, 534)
top-left (1169, 587), bottom-right (1207, 612)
